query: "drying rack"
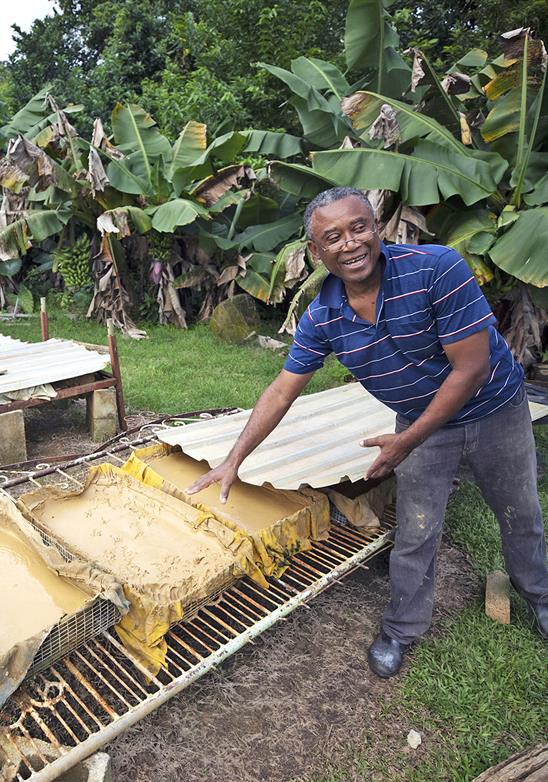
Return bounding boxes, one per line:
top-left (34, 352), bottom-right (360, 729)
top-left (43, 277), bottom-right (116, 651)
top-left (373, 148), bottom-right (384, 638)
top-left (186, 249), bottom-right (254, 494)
top-left (0, 412), bottom-right (395, 782)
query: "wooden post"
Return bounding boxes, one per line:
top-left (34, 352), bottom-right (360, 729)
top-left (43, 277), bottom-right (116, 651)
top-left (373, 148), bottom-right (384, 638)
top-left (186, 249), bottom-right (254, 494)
top-left (40, 297), bottom-right (49, 341)
top-left (107, 319), bottom-right (127, 430)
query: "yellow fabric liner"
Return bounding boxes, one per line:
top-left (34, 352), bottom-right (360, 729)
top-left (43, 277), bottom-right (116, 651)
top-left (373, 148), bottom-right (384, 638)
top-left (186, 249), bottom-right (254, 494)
top-left (18, 464), bottom-right (247, 676)
top-left (121, 443), bottom-right (330, 583)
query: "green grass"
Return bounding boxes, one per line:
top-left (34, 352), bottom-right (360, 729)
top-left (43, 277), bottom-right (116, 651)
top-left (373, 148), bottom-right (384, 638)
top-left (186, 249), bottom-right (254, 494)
top-left (0, 313), bottom-right (348, 412)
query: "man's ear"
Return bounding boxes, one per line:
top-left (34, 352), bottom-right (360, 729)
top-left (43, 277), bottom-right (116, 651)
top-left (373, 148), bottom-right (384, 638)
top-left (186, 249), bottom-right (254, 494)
top-left (307, 239), bottom-right (319, 263)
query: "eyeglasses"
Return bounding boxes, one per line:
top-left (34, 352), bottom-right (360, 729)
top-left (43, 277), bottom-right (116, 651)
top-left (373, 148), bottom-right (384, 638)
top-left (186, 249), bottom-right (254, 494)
top-left (317, 227), bottom-right (377, 254)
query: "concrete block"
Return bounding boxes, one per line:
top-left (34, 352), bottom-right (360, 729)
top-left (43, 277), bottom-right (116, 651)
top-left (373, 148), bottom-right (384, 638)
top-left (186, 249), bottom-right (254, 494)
top-left (0, 409), bottom-right (27, 465)
top-left (485, 570), bottom-right (510, 625)
top-left (87, 388), bottom-right (117, 442)
top-left (0, 734), bottom-right (112, 781)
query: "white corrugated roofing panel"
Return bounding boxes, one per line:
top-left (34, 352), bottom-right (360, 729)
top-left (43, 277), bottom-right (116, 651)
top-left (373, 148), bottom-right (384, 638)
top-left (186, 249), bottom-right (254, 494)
top-left (0, 336), bottom-right (110, 394)
top-left (160, 384), bottom-right (395, 489)
top-left (159, 384), bottom-right (548, 490)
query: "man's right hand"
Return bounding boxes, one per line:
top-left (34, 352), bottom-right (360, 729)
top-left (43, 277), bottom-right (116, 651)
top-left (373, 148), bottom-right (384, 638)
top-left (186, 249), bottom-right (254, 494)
top-left (186, 460), bottom-right (239, 504)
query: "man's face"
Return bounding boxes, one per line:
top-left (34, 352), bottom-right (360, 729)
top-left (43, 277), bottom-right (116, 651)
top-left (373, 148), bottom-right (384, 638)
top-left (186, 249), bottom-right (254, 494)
top-left (307, 196), bottom-right (381, 287)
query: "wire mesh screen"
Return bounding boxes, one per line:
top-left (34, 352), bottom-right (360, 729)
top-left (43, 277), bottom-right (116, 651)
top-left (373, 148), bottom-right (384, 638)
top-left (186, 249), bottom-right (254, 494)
top-left (22, 523), bottom-right (122, 681)
top-left (27, 597), bottom-right (122, 678)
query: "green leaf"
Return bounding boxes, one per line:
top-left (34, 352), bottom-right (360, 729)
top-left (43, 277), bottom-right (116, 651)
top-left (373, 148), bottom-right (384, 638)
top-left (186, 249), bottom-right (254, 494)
top-left (0, 259), bottom-right (22, 277)
top-left (269, 239), bottom-right (307, 300)
top-left (147, 199), bottom-right (207, 233)
top-left (489, 208), bottom-right (548, 287)
top-left (236, 269), bottom-right (271, 302)
top-left (244, 130), bottom-right (302, 159)
top-left (105, 153), bottom-right (153, 196)
top-left (194, 131), bottom-right (248, 167)
top-left (247, 253), bottom-right (275, 276)
top-left (455, 49), bottom-right (489, 68)
top-left (345, 0), bottom-right (410, 95)
top-left (282, 265), bottom-right (329, 330)
top-left (235, 213), bottom-right (302, 252)
top-left (269, 161), bottom-right (336, 199)
top-left (167, 121), bottom-right (208, 182)
top-left (111, 103), bottom-right (171, 190)
top-left (259, 62), bottom-right (313, 101)
top-left (290, 57), bottom-right (350, 99)
top-left (311, 142), bottom-right (505, 206)
top-left (237, 195), bottom-right (279, 229)
top-left (466, 230), bottom-right (496, 255)
top-left (523, 171), bottom-right (548, 206)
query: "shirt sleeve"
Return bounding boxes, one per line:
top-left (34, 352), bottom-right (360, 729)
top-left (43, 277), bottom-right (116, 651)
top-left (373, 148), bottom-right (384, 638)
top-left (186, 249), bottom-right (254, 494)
top-left (429, 248), bottom-right (496, 345)
top-left (283, 305), bottom-right (332, 374)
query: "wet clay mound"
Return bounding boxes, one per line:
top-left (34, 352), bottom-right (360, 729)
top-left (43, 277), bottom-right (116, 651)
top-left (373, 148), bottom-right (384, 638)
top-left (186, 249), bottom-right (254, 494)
top-left (122, 444), bottom-right (330, 582)
top-left (17, 464), bottom-right (240, 674)
top-left (19, 465), bottom-right (236, 600)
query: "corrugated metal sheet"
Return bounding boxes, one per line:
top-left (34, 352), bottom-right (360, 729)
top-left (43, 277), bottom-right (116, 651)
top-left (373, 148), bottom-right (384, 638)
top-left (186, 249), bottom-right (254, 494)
top-left (159, 384), bottom-right (548, 490)
top-left (0, 336), bottom-right (109, 394)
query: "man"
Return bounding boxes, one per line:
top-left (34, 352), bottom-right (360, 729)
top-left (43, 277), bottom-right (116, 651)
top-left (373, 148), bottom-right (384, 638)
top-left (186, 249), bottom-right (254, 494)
top-left (188, 187), bottom-right (548, 678)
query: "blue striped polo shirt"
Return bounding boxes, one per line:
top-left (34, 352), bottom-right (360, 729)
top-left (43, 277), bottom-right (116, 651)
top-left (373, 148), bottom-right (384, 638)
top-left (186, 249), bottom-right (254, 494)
top-left (284, 242), bottom-right (524, 425)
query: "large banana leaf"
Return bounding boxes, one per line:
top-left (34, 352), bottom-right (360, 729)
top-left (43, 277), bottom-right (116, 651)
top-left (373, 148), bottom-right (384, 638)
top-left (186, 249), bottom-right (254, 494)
top-left (290, 58), bottom-right (349, 99)
top-left (235, 213), bottom-right (303, 252)
top-left (147, 199), bottom-right (208, 233)
top-left (193, 131), bottom-right (248, 167)
top-left (489, 207), bottom-right (548, 287)
top-left (291, 98), bottom-right (344, 148)
top-left (111, 104), bottom-right (171, 190)
top-left (344, 0), bottom-right (410, 96)
top-left (0, 88), bottom-right (82, 145)
top-left (310, 142), bottom-right (506, 206)
top-left (167, 121), bottom-right (207, 182)
top-left (244, 130), bottom-right (302, 159)
top-left (343, 91), bottom-right (469, 152)
top-left (523, 171), bottom-right (548, 206)
top-left (269, 162), bottom-right (336, 199)
top-left (97, 206), bottom-right (152, 236)
top-left (236, 269), bottom-right (271, 302)
top-left (432, 208), bottom-right (497, 284)
top-left (0, 209), bottom-right (70, 260)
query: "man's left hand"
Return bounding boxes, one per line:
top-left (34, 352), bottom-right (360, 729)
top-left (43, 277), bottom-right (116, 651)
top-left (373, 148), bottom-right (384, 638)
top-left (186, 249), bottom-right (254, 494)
top-left (360, 433), bottom-right (415, 480)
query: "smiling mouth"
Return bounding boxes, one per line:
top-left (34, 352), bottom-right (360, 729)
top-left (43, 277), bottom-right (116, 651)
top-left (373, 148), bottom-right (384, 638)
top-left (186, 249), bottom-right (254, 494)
top-left (340, 252), bottom-right (368, 267)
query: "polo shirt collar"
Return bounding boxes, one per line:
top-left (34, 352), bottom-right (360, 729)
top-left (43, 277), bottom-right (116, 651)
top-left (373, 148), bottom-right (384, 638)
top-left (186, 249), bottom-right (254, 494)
top-left (318, 241), bottom-right (390, 309)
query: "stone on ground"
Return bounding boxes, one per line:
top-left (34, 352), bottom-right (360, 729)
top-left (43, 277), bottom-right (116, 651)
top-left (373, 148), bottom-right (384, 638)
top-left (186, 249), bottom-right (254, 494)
top-left (0, 410), bottom-right (27, 465)
top-left (209, 294), bottom-right (260, 344)
top-left (485, 570), bottom-right (510, 625)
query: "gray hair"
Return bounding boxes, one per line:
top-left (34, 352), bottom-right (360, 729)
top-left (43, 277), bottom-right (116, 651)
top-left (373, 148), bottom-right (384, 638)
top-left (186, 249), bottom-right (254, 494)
top-left (303, 187), bottom-right (374, 240)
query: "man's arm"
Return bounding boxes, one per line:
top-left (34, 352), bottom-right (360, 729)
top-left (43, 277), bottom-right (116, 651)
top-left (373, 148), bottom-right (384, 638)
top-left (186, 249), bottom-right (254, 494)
top-left (362, 329), bottom-right (491, 480)
top-left (186, 369), bottom-right (315, 502)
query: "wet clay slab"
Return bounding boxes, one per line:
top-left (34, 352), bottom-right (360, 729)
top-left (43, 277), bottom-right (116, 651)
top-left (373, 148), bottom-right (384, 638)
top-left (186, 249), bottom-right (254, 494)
top-left (25, 471), bottom-right (236, 599)
top-left (150, 451), bottom-right (320, 533)
top-left (0, 526), bottom-right (87, 655)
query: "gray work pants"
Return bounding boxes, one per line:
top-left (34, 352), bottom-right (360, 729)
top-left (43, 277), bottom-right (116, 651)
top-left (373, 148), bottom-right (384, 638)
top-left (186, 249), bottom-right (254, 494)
top-left (383, 384), bottom-right (548, 644)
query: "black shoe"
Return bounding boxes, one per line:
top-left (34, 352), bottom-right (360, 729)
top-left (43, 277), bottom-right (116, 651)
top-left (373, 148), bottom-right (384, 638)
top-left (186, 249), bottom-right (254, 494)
top-left (527, 600), bottom-right (548, 639)
top-left (367, 630), bottom-right (410, 679)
